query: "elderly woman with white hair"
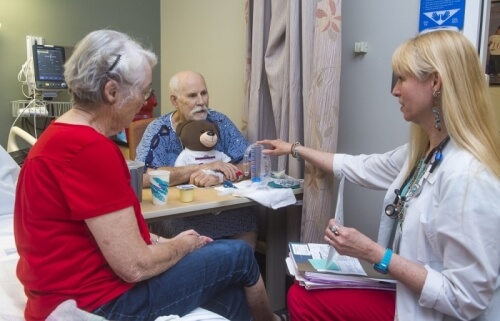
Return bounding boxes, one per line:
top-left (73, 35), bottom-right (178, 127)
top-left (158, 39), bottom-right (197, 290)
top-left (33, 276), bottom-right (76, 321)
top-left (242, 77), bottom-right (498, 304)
top-left (14, 29), bottom-right (280, 321)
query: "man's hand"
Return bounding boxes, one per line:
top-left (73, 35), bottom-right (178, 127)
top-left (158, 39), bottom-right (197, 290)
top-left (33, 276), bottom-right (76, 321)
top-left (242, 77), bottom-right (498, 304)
top-left (201, 161), bottom-right (241, 182)
top-left (189, 169), bottom-right (222, 187)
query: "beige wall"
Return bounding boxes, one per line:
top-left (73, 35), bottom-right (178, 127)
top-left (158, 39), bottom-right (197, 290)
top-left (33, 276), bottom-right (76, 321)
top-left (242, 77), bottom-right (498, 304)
top-left (160, 0), bottom-right (246, 129)
top-left (159, 1), bottom-right (500, 133)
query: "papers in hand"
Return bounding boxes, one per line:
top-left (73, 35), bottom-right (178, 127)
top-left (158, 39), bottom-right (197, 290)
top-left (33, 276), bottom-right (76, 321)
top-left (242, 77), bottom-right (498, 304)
top-left (289, 243), bottom-right (367, 275)
top-left (287, 242), bottom-right (396, 291)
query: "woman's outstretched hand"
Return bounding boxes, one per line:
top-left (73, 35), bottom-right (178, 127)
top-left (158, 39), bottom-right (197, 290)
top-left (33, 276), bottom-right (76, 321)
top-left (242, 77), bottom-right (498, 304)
top-left (257, 139), bottom-right (293, 156)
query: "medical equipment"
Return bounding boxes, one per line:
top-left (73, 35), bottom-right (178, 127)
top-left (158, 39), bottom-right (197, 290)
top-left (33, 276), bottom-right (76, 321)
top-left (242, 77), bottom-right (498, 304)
top-left (243, 143), bottom-right (271, 183)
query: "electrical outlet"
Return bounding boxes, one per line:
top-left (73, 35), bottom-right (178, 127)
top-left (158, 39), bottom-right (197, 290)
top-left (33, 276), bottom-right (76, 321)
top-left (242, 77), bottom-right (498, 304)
top-left (16, 106), bottom-right (48, 117)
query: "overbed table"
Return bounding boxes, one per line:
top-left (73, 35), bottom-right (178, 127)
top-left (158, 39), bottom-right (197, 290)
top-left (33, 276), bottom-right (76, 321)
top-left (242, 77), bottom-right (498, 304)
top-left (141, 185), bottom-right (303, 311)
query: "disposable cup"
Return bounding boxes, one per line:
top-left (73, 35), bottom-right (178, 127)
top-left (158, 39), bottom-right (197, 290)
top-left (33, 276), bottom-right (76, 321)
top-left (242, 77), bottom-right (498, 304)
top-left (149, 170), bottom-right (170, 205)
top-left (177, 184), bottom-right (196, 203)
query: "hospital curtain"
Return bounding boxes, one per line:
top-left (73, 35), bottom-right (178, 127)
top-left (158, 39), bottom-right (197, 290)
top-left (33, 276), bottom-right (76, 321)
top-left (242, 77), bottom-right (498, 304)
top-left (243, 0), bottom-right (342, 243)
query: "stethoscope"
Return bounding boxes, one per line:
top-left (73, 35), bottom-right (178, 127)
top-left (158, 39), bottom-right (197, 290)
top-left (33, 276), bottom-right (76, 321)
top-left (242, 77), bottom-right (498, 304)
top-left (385, 136), bottom-right (450, 219)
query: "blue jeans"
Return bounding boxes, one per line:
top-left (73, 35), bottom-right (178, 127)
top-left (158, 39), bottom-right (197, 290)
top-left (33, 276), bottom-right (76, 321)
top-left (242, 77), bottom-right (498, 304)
top-left (92, 239), bottom-right (260, 321)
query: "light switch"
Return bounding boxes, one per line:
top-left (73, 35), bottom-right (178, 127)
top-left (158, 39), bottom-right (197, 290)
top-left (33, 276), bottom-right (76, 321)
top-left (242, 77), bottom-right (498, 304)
top-left (354, 41), bottom-right (368, 54)
top-left (360, 42), bottom-right (368, 53)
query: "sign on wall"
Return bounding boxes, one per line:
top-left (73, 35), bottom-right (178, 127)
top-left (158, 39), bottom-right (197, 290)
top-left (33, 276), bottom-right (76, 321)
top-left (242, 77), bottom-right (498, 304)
top-left (488, 0), bottom-right (500, 85)
top-left (419, 0), bottom-right (466, 32)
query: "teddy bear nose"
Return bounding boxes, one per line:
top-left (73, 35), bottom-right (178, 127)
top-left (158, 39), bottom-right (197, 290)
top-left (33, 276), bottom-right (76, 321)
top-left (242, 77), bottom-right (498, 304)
top-left (207, 131), bottom-right (215, 136)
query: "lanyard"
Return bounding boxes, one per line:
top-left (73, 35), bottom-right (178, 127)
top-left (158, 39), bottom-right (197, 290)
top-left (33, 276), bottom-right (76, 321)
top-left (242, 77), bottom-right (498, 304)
top-left (386, 136), bottom-right (450, 249)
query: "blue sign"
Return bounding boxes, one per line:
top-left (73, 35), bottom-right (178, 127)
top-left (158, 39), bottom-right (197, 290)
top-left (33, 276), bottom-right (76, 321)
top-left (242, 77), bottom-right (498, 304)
top-left (419, 0), bottom-right (466, 32)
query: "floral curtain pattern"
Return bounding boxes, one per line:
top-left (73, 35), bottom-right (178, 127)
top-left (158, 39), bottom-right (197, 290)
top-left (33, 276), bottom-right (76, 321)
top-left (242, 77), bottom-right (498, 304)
top-left (244, 0), bottom-right (342, 243)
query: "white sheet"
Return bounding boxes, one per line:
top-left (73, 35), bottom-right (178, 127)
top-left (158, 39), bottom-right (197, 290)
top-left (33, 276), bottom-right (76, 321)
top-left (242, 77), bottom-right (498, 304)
top-left (0, 145), bottom-right (20, 217)
top-left (0, 215), bottom-right (25, 320)
top-left (0, 214), bottom-right (227, 321)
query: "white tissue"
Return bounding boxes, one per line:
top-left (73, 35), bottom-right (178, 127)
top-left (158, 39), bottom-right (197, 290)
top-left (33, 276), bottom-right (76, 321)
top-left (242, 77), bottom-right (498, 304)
top-left (215, 181), bottom-right (297, 209)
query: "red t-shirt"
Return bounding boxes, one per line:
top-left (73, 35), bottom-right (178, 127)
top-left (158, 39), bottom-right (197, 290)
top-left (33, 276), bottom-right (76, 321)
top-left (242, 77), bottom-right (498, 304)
top-left (14, 122), bottom-right (151, 321)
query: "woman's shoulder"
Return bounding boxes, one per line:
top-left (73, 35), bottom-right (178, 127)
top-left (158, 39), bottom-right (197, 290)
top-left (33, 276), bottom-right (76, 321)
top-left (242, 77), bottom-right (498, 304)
top-left (445, 142), bottom-right (478, 165)
top-left (443, 142), bottom-right (498, 180)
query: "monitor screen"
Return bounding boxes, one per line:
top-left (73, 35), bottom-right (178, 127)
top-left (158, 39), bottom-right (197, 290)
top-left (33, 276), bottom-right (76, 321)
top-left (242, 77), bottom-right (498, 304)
top-left (32, 44), bottom-right (67, 92)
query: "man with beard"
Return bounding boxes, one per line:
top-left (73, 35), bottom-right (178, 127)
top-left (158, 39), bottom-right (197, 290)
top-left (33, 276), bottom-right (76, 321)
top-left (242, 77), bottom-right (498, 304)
top-left (136, 71), bottom-right (257, 249)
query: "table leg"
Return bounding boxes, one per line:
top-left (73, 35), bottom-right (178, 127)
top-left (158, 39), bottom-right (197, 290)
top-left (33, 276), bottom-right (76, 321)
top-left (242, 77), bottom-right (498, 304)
top-left (264, 206), bottom-right (288, 311)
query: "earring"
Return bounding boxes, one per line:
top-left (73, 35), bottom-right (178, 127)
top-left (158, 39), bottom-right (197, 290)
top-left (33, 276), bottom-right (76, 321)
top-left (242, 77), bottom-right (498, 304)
top-left (432, 90), bottom-right (442, 131)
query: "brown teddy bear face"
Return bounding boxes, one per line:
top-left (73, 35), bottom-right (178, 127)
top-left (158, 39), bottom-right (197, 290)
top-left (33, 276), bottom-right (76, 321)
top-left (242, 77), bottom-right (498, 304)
top-left (176, 120), bottom-right (220, 152)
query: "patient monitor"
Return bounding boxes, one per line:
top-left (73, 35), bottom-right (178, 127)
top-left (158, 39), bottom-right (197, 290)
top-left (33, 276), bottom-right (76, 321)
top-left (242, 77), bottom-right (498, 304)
top-left (32, 44), bottom-right (67, 98)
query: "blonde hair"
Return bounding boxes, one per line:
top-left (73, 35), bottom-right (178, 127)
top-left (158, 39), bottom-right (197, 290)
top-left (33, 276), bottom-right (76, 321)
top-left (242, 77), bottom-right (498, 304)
top-left (392, 30), bottom-right (500, 178)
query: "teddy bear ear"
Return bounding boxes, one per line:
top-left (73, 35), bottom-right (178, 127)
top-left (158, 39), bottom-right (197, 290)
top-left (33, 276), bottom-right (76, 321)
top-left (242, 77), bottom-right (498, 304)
top-left (176, 121), bottom-right (189, 135)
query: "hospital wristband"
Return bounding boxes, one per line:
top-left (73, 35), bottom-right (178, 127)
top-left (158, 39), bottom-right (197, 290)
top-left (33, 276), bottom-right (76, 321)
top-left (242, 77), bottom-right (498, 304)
top-left (202, 169), bottom-right (224, 183)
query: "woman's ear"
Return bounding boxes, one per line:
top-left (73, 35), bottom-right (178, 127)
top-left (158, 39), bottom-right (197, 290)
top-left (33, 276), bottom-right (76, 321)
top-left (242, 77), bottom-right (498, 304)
top-left (432, 72), bottom-right (442, 92)
top-left (102, 79), bottom-right (118, 104)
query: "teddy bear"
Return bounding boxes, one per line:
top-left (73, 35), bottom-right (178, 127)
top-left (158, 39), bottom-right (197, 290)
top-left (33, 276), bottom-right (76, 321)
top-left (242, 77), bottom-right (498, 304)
top-left (174, 120), bottom-right (231, 167)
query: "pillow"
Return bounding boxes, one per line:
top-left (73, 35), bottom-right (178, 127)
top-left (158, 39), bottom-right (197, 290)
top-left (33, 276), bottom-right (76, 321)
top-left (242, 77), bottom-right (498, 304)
top-left (47, 302), bottom-right (229, 321)
top-left (0, 146), bottom-right (20, 217)
top-left (177, 307), bottom-right (229, 321)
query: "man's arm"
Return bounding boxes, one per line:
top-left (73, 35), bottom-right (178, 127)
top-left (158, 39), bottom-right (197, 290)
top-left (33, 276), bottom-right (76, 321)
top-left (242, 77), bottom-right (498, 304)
top-left (143, 161), bottom-right (240, 187)
top-left (143, 164), bottom-right (196, 187)
top-left (139, 112), bottom-right (249, 187)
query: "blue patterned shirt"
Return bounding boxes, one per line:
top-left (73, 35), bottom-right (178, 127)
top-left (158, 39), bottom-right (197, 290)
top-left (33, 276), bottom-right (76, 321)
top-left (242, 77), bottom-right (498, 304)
top-left (135, 109), bottom-right (249, 169)
top-left (136, 110), bottom-right (256, 239)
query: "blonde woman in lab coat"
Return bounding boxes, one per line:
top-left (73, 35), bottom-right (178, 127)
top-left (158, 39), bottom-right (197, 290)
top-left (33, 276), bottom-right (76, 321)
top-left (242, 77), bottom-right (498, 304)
top-left (260, 30), bottom-right (500, 321)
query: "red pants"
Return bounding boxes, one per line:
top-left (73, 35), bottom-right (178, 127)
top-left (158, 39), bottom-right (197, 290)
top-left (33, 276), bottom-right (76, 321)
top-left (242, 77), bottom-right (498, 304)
top-left (287, 283), bottom-right (396, 321)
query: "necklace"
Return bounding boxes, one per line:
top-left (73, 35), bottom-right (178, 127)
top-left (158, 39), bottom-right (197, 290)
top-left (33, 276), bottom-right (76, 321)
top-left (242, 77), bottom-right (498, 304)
top-left (396, 156), bottom-right (427, 221)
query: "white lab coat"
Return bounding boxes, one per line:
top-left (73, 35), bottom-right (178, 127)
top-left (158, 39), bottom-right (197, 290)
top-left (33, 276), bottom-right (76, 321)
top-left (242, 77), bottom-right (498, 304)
top-left (333, 141), bottom-right (500, 321)
top-left (0, 146), bottom-right (20, 216)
